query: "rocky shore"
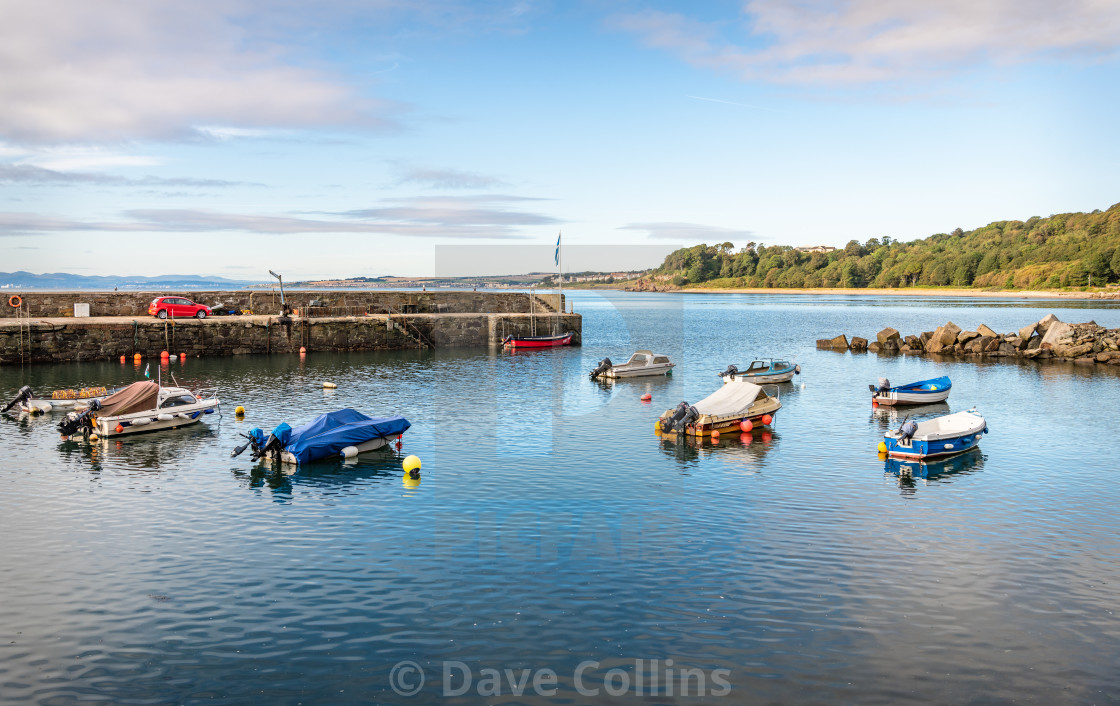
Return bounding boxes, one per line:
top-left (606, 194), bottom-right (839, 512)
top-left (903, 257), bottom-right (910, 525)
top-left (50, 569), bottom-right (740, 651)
top-left (817, 313), bottom-right (1120, 366)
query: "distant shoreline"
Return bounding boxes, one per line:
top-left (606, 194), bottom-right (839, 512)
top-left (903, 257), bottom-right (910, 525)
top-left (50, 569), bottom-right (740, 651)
top-left (632, 286), bottom-right (1120, 300)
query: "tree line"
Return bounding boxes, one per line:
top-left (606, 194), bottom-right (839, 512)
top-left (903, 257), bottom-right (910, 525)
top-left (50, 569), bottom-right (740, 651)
top-left (653, 202), bottom-right (1120, 289)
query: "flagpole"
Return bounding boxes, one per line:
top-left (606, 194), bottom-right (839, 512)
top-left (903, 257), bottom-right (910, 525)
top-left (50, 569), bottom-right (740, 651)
top-left (557, 231), bottom-right (563, 320)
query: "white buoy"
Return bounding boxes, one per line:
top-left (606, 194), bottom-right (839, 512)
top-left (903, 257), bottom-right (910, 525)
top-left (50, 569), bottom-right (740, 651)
top-left (322, 382), bottom-right (337, 389)
top-left (340, 446), bottom-right (359, 459)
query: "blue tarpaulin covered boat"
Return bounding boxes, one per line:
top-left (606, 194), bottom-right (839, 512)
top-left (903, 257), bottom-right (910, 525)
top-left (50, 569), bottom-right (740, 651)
top-left (235, 409), bottom-right (410, 464)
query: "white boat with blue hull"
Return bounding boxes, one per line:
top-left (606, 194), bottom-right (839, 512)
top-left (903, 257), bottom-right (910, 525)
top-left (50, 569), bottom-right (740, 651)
top-left (884, 408), bottom-right (987, 460)
top-left (871, 376), bottom-right (951, 406)
top-left (720, 359), bottom-right (800, 384)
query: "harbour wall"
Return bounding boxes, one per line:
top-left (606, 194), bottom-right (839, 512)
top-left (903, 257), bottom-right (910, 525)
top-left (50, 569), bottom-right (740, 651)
top-left (0, 313), bottom-right (582, 366)
top-left (0, 290), bottom-right (564, 319)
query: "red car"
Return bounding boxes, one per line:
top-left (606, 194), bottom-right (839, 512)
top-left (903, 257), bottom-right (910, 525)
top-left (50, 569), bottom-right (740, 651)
top-left (149, 296), bottom-right (211, 319)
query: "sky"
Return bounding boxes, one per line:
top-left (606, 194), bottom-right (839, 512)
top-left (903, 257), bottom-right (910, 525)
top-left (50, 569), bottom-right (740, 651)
top-left (1, 0), bottom-right (1119, 280)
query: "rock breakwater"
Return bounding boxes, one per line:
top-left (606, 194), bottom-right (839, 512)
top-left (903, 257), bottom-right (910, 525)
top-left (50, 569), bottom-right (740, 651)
top-left (816, 314), bottom-right (1120, 366)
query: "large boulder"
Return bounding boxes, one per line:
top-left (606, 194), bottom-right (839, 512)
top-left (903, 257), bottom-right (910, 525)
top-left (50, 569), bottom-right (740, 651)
top-left (904, 335), bottom-right (923, 350)
top-left (1019, 323), bottom-right (1037, 340)
top-left (817, 334), bottom-right (849, 350)
top-left (877, 327), bottom-right (901, 346)
top-left (958, 330), bottom-right (979, 344)
top-left (850, 336), bottom-right (868, 351)
top-left (1035, 313), bottom-right (1060, 335)
top-left (1041, 321), bottom-right (1074, 351)
top-left (926, 322), bottom-right (962, 353)
top-left (977, 324), bottom-right (998, 337)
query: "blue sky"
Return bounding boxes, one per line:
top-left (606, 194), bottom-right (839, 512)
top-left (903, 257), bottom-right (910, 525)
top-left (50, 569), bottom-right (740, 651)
top-left (2, 0), bottom-right (1119, 279)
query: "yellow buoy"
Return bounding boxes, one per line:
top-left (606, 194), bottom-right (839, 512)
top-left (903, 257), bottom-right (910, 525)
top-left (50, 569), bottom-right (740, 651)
top-left (89, 433), bottom-right (99, 442)
top-left (403, 454), bottom-right (421, 473)
top-left (877, 441), bottom-right (888, 453)
top-left (654, 421), bottom-right (662, 435)
top-left (235, 405), bottom-right (246, 415)
top-left (322, 382), bottom-right (337, 389)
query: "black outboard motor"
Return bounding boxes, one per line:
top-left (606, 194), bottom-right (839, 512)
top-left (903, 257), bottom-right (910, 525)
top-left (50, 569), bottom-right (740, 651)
top-left (589, 358), bottom-right (613, 378)
top-left (2, 386), bottom-right (33, 413)
top-left (57, 400), bottom-right (100, 438)
top-left (661, 401), bottom-right (700, 433)
top-left (718, 365), bottom-right (739, 380)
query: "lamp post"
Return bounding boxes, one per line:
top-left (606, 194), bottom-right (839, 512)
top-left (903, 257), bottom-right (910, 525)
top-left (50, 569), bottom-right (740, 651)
top-left (269, 270), bottom-right (286, 315)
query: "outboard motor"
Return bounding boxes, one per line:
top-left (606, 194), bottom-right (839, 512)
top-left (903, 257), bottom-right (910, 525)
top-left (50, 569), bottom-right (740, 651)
top-left (661, 401), bottom-right (700, 433)
top-left (718, 365), bottom-right (739, 380)
top-left (57, 401), bottom-right (99, 438)
top-left (899, 420), bottom-right (918, 441)
top-left (870, 377), bottom-right (891, 394)
top-left (589, 358), bottom-right (613, 378)
top-left (2, 385), bottom-right (33, 413)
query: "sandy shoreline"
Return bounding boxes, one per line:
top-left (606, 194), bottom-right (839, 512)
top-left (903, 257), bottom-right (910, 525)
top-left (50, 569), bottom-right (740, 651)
top-left (664, 287), bottom-right (1120, 300)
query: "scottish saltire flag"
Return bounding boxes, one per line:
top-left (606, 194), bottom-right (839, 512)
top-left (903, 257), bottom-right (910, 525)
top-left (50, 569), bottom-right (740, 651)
top-left (554, 232), bottom-right (561, 265)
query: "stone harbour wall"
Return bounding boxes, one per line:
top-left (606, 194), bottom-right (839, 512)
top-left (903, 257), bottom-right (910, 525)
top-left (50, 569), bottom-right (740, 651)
top-left (816, 313), bottom-right (1120, 366)
top-left (0, 313), bottom-right (582, 365)
top-left (0, 290), bottom-right (564, 319)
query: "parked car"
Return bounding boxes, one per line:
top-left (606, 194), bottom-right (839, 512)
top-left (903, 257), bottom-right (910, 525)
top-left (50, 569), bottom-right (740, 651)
top-left (148, 296), bottom-right (212, 319)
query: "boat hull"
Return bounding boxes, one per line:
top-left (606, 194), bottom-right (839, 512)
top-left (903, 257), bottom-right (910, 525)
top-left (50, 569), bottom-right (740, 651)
top-left (874, 388), bottom-right (951, 405)
top-left (279, 435), bottom-right (390, 464)
top-left (885, 432), bottom-right (982, 459)
top-left (96, 399), bottom-right (220, 437)
top-left (505, 332), bottom-right (573, 348)
top-left (602, 363), bottom-right (674, 379)
top-left (741, 371), bottom-right (794, 384)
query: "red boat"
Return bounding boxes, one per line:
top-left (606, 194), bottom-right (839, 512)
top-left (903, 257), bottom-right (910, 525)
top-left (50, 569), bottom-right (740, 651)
top-left (502, 332), bottom-right (574, 348)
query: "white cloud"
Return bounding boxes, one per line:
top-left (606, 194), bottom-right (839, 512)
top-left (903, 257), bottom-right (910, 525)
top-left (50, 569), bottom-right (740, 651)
top-left (0, 0), bottom-right (406, 144)
top-left (610, 1), bottom-right (1120, 84)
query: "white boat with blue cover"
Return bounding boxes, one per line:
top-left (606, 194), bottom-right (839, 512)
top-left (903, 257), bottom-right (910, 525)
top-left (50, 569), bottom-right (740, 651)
top-left (883, 408), bottom-right (987, 460)
top-left (870, 376), bottom-right (951, 406)
top-left (719, 359), bottom-right (800, 384)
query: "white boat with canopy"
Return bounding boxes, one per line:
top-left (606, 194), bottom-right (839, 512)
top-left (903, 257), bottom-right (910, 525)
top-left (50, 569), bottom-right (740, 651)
top-left (590, 350), bottom-right (674, 379)
top-left (658, 377), bottom-right (781, 436)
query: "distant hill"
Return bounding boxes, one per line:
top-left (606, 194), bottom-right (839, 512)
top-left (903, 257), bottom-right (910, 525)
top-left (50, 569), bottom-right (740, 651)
top-left (652, 202), bottom-right (1120, 289)
top-left (0, 271), bottom-right (263, 290)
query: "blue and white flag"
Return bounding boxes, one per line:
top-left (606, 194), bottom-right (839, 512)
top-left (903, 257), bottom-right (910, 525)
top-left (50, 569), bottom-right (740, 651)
top-left (144, 363), bottom-right (150, 379)
top-left (554, 232), bottom-right (561, 266)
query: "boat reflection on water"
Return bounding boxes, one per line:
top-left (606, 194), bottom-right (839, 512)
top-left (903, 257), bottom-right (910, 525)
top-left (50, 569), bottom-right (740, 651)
top-left (884, 447), bottom-right (984, 493)
top-left (57, 425), bottom-right (218, 474)
top-left (870, 401), bottom-right (950, 430)
top-left (232, 449), bottom-right (408, 498)
top-left (657, 428), bottom-right (777, 470)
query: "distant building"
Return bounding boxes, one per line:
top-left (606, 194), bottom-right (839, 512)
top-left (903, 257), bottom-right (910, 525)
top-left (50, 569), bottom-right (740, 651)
top-left (796, 245), bottom-right (838, 254)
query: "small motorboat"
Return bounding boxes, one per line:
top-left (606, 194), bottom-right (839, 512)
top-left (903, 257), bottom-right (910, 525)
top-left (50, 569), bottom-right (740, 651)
top-left (232, 409), bottom-right (411, 465)
top-left (719, 359), bottom-right (800, 384)
top-left (870, 376), bottom-right (951, 406)
top-left (882, 408), bottom-right (987, 459)
top-left (658, 377), bottom-right (781, 437)
top-left (502, 332), bottom-right (574, 348)
top-left (56, 381), bottom-right (220, 439)
top-left (590, 350), bottom-right (674, 379)
top-left (3, 385), bottom-right (114, 415)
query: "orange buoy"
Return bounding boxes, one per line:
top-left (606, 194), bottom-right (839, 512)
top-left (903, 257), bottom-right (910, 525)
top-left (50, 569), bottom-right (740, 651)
top-left (739, 419), bottom-right (753, 433)
top-left (711, 429), bottom-right (720, 441)
top-left (161, 350), bottom-right (169, 359)
top-left (872, 400), bottom-right (879, 408)
top-left (180, 352), bottom-right (186, 361)
top-left (640, 393), bottom-right (652, 401)
top-left (120, 355), bottom-right (126, 363)
top-left (740, 432), bottom-right (753, 445)
top-left (299, 346), bottom-right (307, 354)
top-left (133, 353), bottom-right (142, 362)
top-left (761, 414), bottom-right (773, 426)
top-left (115, 424), bottom-right (124, 433)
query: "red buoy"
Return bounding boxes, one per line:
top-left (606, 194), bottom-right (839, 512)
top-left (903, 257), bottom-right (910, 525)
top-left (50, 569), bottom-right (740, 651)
top-left (711, 429), bottom-right (720, 441)
top-left (872, 400), bottom-right (879, 408)
top-left (761, 414), bottom-right (773, 426)
top-left (120, 355), bottom-right (126, 363)
top-left (739, 419), bottom-right (753, 432)
top-left (161, 350), bottom-right (169, 359)
top-left (115, 424), bottom-right (124, 433)
top-left (299, 346), bottom-right (307, 354)
top-left (641, 393), bottom-right (652, 402)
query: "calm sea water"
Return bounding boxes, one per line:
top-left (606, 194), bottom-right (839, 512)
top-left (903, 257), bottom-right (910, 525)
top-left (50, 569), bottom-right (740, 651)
top-left (2, 292), bottom-right (1119, 705)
